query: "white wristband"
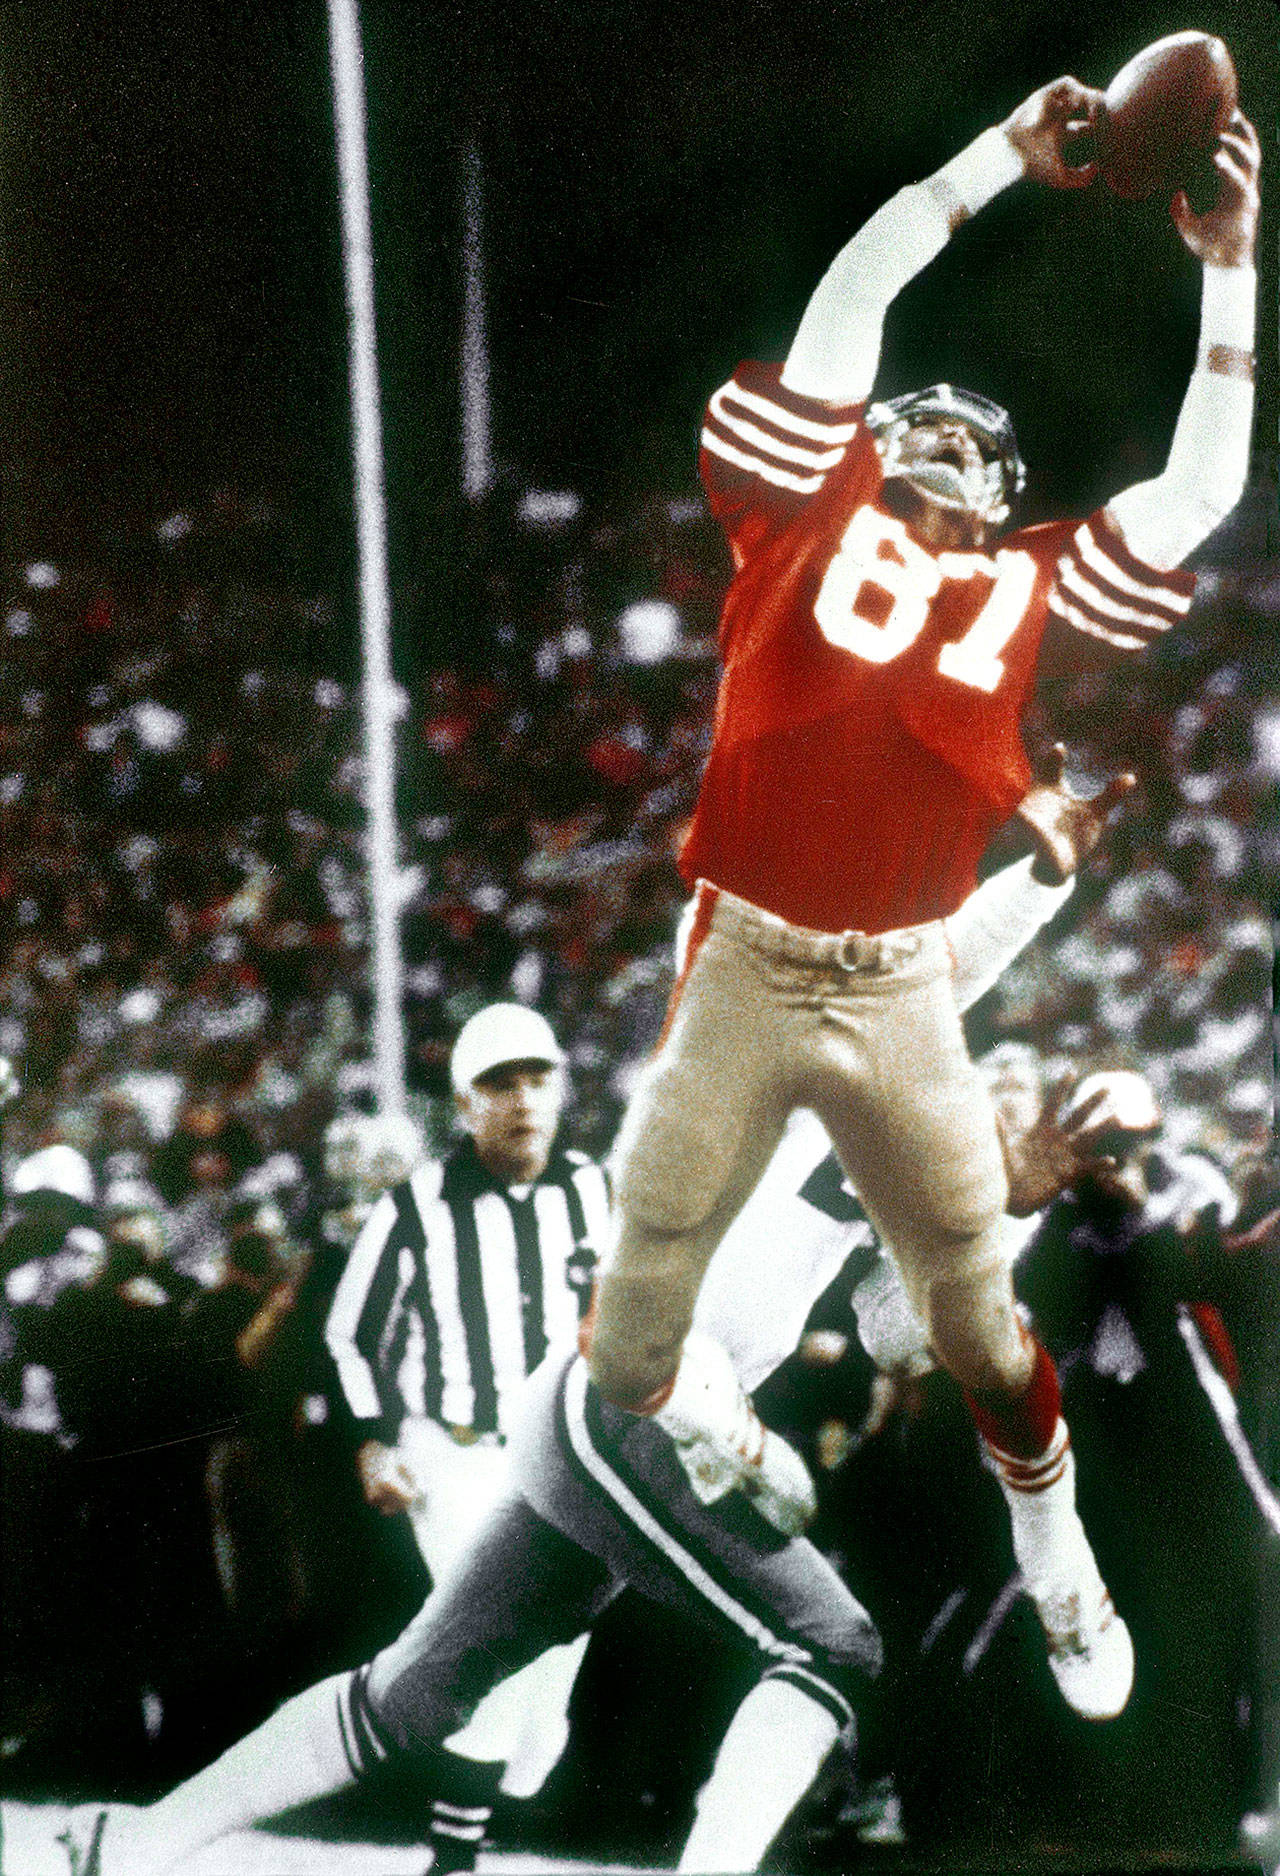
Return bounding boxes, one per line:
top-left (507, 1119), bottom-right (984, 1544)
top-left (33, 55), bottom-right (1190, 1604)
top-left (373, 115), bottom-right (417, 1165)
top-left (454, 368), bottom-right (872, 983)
top-left (1199, 264), bottom-right (1256, 359)
top-left (936, 126), bottom-right (1026, 216)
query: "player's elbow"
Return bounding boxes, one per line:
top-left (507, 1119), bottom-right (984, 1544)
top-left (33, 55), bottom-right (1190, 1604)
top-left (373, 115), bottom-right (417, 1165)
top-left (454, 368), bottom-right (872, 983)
top-left (1164, 482), bottom-right (1248, 564)
top-left (1197, 467), bottom-right (1249, 536)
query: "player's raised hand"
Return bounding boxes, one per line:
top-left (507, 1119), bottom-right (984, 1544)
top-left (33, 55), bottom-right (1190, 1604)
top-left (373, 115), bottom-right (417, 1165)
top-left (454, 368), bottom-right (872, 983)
top-left (1016, 742), bottom-right (1137, 884)
top-left (1172, 109), bottom-right (1260, 267)
top-left (1002, 77), bottom-right (1104, 188)
top-left (999, 1070), bottom-right (1159, 1216)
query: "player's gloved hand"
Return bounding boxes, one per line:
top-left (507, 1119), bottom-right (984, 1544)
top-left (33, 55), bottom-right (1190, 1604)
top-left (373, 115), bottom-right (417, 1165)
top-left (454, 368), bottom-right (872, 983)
top-left (356, 1436), bottom-right (421, 1516)
top-left (1016, 743), bottom-right (1137, 884)
top-left (1172, 109), bottom-right (1260, 268)
top-left (1001, 76), bottom-right (1104, 189)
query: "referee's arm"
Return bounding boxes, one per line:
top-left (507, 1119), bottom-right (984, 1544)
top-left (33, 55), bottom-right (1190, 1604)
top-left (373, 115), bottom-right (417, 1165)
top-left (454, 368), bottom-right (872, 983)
top-left (324, 1188), bottom-right (408, 1446)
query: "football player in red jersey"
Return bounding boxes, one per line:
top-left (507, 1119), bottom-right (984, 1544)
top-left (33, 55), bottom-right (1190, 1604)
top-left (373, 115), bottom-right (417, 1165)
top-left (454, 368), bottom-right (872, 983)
top-left (585, 75), bottom-right (1260, 1721)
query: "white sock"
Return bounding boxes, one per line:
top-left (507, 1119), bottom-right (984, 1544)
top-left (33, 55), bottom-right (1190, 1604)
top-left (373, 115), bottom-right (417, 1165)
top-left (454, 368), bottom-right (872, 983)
top-left (110, 1672), bottom-right (361, 1874)
top-left (988, 1417), bottom-right (1089, 1594)
top-left (679, 1677), bottom-right (841, 1874)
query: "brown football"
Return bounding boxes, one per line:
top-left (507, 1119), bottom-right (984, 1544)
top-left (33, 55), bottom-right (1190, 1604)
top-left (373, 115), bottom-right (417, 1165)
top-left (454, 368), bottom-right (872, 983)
top-left (1097, 31), bottom-right (1238, 201)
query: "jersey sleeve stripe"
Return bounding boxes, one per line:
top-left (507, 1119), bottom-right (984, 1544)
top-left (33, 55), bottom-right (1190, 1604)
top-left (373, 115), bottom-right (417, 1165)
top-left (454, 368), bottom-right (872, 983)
top-left (1084, 509), bottom-right (1197, 593)
top-left (713, 378), bottom-right (862, 446)
top-left (1070, 522), bottom-right (1194, 615)
top-left (324, 1189), bottom-right (400, 1421)
top-left (1055, 561), bottom-right (1176, 634)
top-left (700, 425), bottom-right (827, 494)
top-left (708, 386), bottom-right (848, 469)
top-left (1046, 591), bottom-right (1150, 652)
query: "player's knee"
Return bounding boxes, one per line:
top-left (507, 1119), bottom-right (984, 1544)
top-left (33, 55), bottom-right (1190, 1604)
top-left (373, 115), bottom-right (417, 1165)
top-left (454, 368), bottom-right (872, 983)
top-left (837, 1608), bottom-right (886, 1685)
top-left (927, 1278), bottom-right (1031, 1396)
top-left (768, 1617), bottom-right (884, 1727)
top-left (585, 1314), bottom-right (686, 1411)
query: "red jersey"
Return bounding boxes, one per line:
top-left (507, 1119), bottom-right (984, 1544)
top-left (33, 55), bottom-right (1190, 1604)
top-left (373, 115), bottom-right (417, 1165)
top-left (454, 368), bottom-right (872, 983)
top-left (680, 361), bottom-right (1196, 935)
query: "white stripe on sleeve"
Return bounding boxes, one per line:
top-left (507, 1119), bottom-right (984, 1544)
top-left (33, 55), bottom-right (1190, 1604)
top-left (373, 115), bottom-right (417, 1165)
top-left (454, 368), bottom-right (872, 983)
top-left (324, 1190), bottom-right (397, 1422)
top-left (700, 426), bottom-right (826, 494)
top-left (710, 382), bottom-right (860, 447)
top-left (473, 1192), bottom-right (527, 1425)
top-left (533, 1184), bottom-right (582, 1350)
top-left (419, 1194), bottom-right (475, 1429)
top-left (1071, 525), bottom-right (1193, 613)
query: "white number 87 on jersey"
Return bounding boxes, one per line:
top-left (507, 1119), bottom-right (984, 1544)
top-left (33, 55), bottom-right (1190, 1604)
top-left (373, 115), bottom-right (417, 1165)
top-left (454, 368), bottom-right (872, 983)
top-left (814, 506), bottom-right (1038, 694)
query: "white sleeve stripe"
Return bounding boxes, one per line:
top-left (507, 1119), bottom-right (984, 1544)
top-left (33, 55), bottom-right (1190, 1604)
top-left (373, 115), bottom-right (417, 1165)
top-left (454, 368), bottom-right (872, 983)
top-left (1072, 524), bottom-right (1193, 613)
top-left (700, 426), bottom-right (827, 494)
top-left (708, 387), bottom-right (847, 469)
top-left (714, 379), bottom-right (861, 445)
top-left (1046, 592), bottom-right (1149, 652)
top-left (571, 1163), bottom-right (613, 1260)
top-left (324, 1190), bottom-right (397, 1421)
top-left (1056, 561), bottom-right (1176, 633)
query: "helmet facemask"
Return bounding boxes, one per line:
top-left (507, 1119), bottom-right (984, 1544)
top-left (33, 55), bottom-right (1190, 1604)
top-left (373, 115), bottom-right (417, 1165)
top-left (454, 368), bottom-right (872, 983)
top-left (867, 384), bottom-right (1026, 531)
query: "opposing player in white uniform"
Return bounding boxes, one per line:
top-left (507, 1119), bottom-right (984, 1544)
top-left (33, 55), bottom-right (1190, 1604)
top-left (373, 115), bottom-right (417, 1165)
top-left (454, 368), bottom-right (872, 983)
top-left (583, 75), bottom-right (1260, 1724)
top-left (49, 764), bottom-right (1129, 1876)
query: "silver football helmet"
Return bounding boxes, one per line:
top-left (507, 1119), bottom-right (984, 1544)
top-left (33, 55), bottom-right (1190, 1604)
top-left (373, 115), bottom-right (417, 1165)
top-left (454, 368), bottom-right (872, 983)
top-left (867, 383), bottom-right (1026, 528)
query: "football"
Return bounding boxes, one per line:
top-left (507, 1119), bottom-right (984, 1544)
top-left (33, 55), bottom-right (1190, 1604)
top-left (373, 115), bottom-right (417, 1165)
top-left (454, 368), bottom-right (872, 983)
top-left (1097, 31), bottom-right (1238, 201)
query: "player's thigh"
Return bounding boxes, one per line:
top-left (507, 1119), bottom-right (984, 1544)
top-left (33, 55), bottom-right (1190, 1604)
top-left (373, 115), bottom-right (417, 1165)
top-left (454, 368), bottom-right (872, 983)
top-left (612, 930), bottom-right (790, 1235)
top-left (555, 1357), bottom-right (881, 1684)
top-left (368, 1493), bottom-right (616, 1745)
top-left (813, 974), bottom-right (1007, 1268)
top-left (601, 1088), bottom-right (793, 1353)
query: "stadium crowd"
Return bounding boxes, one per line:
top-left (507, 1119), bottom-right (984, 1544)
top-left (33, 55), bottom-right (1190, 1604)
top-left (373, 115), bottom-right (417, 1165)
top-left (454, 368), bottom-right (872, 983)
top-left (0, 475), bottom-right (1277, 1862)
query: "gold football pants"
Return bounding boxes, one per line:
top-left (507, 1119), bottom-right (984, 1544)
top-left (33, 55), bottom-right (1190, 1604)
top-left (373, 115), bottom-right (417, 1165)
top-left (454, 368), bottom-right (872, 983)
top-left (589, 882), bottom-right (1028, 1407)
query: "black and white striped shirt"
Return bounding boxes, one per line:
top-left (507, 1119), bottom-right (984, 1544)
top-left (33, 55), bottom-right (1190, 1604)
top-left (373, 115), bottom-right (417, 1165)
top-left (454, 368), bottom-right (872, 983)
top-left (325, 1137), bottom-right (611, 1443)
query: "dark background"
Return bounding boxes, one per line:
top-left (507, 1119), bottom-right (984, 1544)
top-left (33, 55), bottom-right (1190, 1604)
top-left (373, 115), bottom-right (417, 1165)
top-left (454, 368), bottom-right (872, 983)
top-left (0, 0), bottom-right (1274, 590)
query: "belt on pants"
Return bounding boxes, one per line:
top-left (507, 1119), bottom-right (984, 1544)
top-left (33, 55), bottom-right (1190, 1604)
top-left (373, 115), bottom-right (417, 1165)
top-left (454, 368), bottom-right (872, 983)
top-left (696, 880), bottom-right (940, 974)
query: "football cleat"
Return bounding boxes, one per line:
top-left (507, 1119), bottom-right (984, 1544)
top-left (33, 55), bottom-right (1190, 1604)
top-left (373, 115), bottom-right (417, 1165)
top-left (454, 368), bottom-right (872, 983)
top-left (868, 383), bottom-right (1026, 526)
top-left (655, 1333), bottom-right (817, 1536)
top-left (1026, 1547), bottom-right (1135, 1721)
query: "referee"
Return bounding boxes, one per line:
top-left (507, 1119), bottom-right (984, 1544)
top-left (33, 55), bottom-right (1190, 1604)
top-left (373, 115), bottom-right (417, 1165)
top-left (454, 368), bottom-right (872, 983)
top-left (324, 1002), bottom-right (609, 1868)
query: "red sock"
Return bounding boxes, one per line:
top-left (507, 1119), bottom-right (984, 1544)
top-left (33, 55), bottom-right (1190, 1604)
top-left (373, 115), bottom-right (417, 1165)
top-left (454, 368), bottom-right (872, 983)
top-left (964, 1337), bottom-right (1062, 1460)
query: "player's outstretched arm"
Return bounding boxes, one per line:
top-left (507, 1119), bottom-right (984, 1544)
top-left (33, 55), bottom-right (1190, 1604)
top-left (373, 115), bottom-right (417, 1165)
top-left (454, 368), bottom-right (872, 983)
top-left (782, 76), bottom-right (1101, 405)
top-left (1015, 742), bottom-right (1137, 885)
top-left (1106, 111), bottom-right (1259, 569)
top-left (944, 745), bottom-right (1134, 1009)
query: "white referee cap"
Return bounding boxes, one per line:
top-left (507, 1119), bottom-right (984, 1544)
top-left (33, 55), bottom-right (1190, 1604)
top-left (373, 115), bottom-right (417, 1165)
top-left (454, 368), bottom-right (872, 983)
top-left (450, 1003), bottom-right (565, 1092)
